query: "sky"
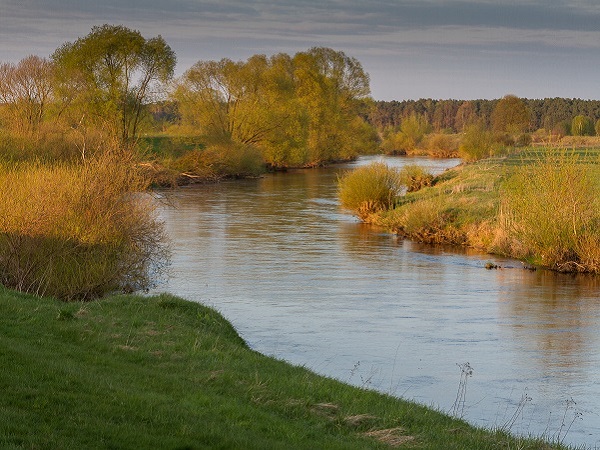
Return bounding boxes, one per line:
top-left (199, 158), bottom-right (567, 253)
top-left (2, 0), bottom-right (600, 101)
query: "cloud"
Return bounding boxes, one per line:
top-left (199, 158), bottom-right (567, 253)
top-left (2, 0), bottom-right (600, 99)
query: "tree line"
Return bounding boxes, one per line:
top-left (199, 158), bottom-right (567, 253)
top-left (368, 97), bottom-right (600, 136)
top-left (0, 24), bottom-right (377, 170)
top-left (2, 23), bottom-right (600, 172)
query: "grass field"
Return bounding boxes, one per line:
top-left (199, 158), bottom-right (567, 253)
top-left (0, 287), bottom-right (572, 449)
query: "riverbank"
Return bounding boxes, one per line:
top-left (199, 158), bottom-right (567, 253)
top-left (356, 149), bottom-right (600, 273)
top-left (0, 287), bottom-right (572, 449)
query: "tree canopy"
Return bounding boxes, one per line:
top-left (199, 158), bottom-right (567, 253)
top-left (174, 47), bottom-right (377, 168)
top-left (52, 24), bottom-right (176, 146)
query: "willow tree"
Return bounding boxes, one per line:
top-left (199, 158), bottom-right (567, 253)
top-left (175, 47), bottom-right (376, 168)
top-left (174, 54), bottom-right (286, 145)
top-left (292, 47), bottom-right (375, 164)
top-left (52, 24), bottom-right (176, 147)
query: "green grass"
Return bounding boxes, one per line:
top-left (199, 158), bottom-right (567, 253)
top-left (370, 148), bottom-right (600, 270)
top-left (0, 287), bottom-right (570, 449)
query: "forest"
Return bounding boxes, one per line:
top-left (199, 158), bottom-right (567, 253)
top-left (368, 97), bottom-right (600, 136)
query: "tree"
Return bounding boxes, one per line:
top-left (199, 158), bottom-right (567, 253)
top-left (459, 123), bottom-right (495, 161)
top-left (454, 101), bottom-right (477, 132)
top-left (292, 47), bottom-right (373, 164)
top-left (175, 47), bottom-right (376, 168)
top-left (52, 24), bottom-right (176, 146)
top-left (400, 113), bottom-right (431, 150)
top-left (0, 55), bottom-right (54, 138)
top-left (175, 55), bottom-right (281, 145)
top-left (571, 115), bottom-right (594, 136)
top-left (491, 95), bottom-right (530, 133)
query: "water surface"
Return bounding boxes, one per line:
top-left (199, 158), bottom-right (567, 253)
top-left (154, 156), bottom-right (600, 447)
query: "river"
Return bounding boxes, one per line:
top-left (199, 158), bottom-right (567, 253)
top-left (153, 155), bottom-right (600, 447)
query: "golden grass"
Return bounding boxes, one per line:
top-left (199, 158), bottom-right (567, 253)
top-left (0, 151), bottom-right (168, 299)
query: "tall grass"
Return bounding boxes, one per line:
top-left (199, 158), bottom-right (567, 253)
top-left (499, 150), bottom-right (600, 272)
top-left (338, 162), bottom-right (402, 220)
top-left (0, 151), bottom-right (168, 300)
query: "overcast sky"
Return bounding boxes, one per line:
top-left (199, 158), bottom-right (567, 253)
top-left (2, 0), bottom-right (600, 101)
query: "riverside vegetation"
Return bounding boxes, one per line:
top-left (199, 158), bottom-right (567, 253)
top-left (0, 23), bottom-right (592, 449)
top-left (339, 149), bottom-right (600, 273)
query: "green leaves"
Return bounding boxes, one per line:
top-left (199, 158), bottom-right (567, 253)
top-left (52, 24), bottom-right (176, 145)
top-left (175, 47), bottom-right (376, 168)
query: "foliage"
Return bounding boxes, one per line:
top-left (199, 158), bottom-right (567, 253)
top-left (458, 123), bottom-right (495, 161)
top-left (491, 95), bottom-right (530, 133)
top-left (499, 151), bottom-right (600, 272)
top-left (369, 97), bottom-right (600, 138)
top-left (398, 164), bottom-right (434, 192)
top-left (379, 127), bottom-right (409, 155)
top-left (399, 113), bottom-right (431, 150)
top-left (0, 55), bottom-right (53, 138)
top-left (171, 141), bottom-right (265, 179)
top-left (52, 24), bottom-right (176, 146)
top-left (175, 47), bottom-right (376, 168)
top-left (380, 113), bottom-right (431, 155)
top-left (423, 133), bottom-right (460, 157)
top-left (571, 115), bottom-right (594, 136)
top-left (338, 162), bottom-right (402, 220)
top-left (0, 151), bottom-right (168, 300)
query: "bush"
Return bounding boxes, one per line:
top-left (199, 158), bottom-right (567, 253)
top-left (171, 142), bottom-right (265, 179)
top-left (423, 133), bottom-right (459, 157)
top-left (499, 150), bottom-right (600, 272)
top-left (399, 164), bottom-right (434, 192)
top-left (380, 130), bottom-right (409, 155)
top-left (0, 151), bottom-right (168, 300)
top-left (338, 162), bottom-right (402, 220)
top-left (459, 124), bottom-right (495, 161)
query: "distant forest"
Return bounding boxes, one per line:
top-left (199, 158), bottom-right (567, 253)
top-left (368, 98), bottom-right (600, 135)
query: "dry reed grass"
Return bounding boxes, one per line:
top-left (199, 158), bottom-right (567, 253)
top-left (0, 150), bottom-right (168, 299)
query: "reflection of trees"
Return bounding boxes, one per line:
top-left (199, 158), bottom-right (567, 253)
top-left (497, 269), bottom-right (600, 377)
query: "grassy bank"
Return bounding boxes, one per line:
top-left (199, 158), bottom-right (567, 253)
top-left (344, 149), bottom-right (600, 273)
top-left (0, 288), bottom-right (570, 449)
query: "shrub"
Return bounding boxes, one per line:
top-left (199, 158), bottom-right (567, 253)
top-left (0, 151), bottom-right (168, 300)
top-left (380, 130), bottom-right (409, 155)
top-left (423, 133), bottom-right (459, 157)
top-left (499, 150), bottom-right (600, 272)
top-left (338, 162), bottom-right (402, 220)
top-left (399, 164), bottom-right (434, 192)
top-left (459, 124), bottom-right (495, 161)
top-left (171, 141), bottom-right (265, 179)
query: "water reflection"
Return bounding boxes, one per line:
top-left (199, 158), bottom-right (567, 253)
top-left (154, 156), bottom-right (600, 447)
top-left (499, 270), bottom-right (600, 376)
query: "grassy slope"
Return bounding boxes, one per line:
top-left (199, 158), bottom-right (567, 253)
top-left (0, 288), bottom-right (567, 449)
top-left (376, 148), bottom-right (600, 252)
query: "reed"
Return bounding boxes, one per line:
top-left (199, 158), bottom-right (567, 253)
top-left (499, 150), bottom-right (600, 272)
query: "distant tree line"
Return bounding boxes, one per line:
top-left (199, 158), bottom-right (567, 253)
top-left (368, 97), bottom-right (600, 136)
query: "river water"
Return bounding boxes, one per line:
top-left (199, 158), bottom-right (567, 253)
top-left (153, 155), bottom-right (600, 447)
